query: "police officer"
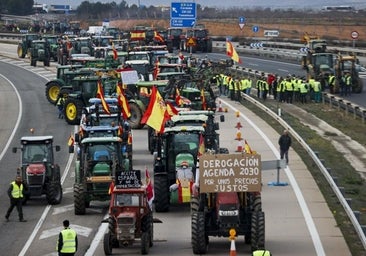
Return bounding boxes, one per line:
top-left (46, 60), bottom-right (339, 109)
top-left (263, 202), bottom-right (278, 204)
top-left (5, 175), bottom-right (26, 222)
top-left (57, 219), bottom-right (78, 256)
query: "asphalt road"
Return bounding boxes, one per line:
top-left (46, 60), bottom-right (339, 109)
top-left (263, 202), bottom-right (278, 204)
top-left (0, 43), bottom-right (354, 255)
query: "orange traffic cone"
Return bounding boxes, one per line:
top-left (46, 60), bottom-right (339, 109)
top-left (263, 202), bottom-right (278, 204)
top-left (234, 129), bottom-right (242, 141)
top-left (229, 238), bottom-right (236, 256)
top-left (235, 140), bottom-right (243, 152)
top-left (217, 100), bottom-right (223, 112)
top-left (235, 111), bottom-right (242, 128)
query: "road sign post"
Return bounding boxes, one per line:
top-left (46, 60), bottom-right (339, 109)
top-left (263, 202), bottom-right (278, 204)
top-left (351, 31), bottom-right (359, 48)
top-left (238, 16), bottom-right (245, 30)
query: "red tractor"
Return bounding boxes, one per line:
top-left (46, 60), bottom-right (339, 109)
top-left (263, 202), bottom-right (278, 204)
top-left (103, 170), bottom-right (153, 255)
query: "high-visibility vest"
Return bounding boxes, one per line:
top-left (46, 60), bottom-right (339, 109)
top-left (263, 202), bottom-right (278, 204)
top-left (346, 75), bottom-right (352, 86)
top-left (252, 250), bottom-right (271, 256)
top-left (313, 81), bottom-right (321, 92)
top-left (300, 83), bottom-right (308, 93)
top-left (285, 81), bottom-right (293, 91)
top-left (11, 181), bottom-right (23, 198)
top-left (58, 228), bottom-right (77, 253)
top-left (328, 75), bottom-right (335, 86)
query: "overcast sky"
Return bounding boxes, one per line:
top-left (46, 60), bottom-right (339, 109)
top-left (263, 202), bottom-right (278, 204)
top-left (40, 0), bottom-right (366, 9)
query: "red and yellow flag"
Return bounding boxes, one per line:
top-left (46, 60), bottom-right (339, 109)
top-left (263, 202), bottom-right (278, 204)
top-left (244, 140), bottom-right (253, 154)
top-left (198, 133), bottom-right (205, 157)
top-left (112, 42), bottom-right (118, 60)
top-left (175, 88), bottom-right (184, 106)
top-left (108, 181), bottom-right (114, 195)
top-left (145, 168), bottom-right (154, 208)
top-left (140, 86), bottom-right (171, 133)
top-left (200, 89), bottom-right (207, 110)
top-left (96, 80), bottom-right (111, 115)
top-left (116, 82), bottom-right (131, 119)
top-left (67, 133), bottom-right (74, 147)
top-left (154, 31), bottom-right (165, 43)
top-left (166, 101), bottom-right (178, 116)
top-left (226, 39), bottom-right (242, 64)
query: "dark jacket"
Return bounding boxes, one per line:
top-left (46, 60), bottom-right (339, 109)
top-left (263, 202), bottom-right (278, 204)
top-left (279, 134), bottom-right (292, 151)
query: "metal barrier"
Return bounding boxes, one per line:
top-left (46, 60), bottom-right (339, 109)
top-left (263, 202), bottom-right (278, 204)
top-left (240, 91), bottom-right (366, 250)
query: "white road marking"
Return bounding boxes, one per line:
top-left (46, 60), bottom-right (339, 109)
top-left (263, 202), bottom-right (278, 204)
top-left (39, 224), bottom-right (92, 239)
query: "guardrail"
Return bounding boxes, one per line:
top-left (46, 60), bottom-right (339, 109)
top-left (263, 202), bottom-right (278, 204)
top-left (240, 91), bottom-right (366, 250)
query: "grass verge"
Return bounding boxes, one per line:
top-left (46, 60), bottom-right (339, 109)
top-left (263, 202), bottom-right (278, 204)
top-left (239, 97), bottom-right (366, 255)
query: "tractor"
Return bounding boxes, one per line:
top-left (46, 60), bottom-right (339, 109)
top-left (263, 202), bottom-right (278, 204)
top-left (181, 25), bottom-right (212, 53)
top-left (12, 135), bottom-right (62, 205)
top-left (152, 111), bottom-right (227, 212)
top-left (29, 39), bottom-right (51, 67)
top-left (62, 75), bottom-right (118, 125)
top-left (44, 65), bottom-right (96, 105)
top-left (17, 33), bottom-right (41, 58)
top-left (42, 34), bottom-right (60, 62)
top-left (166, 27), bottom-right (184, 53)
top-left (70, 136), bottom-right (129, 215)
top-left (191, 153), bottom-right (264, 254)
top-left (333, 53), bottom-right (363, 94)
top-left (103, 170), bottom-right (153, 255)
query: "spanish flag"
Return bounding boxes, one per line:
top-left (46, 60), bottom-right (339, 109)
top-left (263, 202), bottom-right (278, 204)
top-left (154, 31), bottom-right (165, 43)
top-left (108, 181), bottom-right (114, 195)
top-left (226, 39), bottom-right (242, 64)
top-left (96, 80), bottom-right (111, 115)
top-left (200, 89), bottom-right (207, 110)
top-left (112, 42), bottom-right (118, 60)
top-left (198, 133), bottom-right (205, 157)
top-left (67, 134), bottom-right (74, 147)
top-left (116, 82), bottom-right (131, 119)
top-left (140, 86), bottom-right (171, 133)
top-left (175, 88), bottom-right (184, 106)
top-left (244, 140), bottom-right (253, 154)
top-left (166, 101), bottom-right (178, 116)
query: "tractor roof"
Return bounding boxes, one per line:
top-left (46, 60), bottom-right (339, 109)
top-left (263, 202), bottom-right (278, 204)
top-left (171, 114), bottom-right (208, 123)
top-left (178, 110), bottom-right (215, 116)
top-left (81, 136), bottom-right (122, 144)
top-left (164, 126), bottom-right (204, 133)
top-left (20, 135), bottom-right (54, 143)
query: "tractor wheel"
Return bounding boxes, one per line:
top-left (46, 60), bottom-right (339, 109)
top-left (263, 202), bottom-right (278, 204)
top-left (154, 175), bottom-right (169, 212)
top-left (192, 211), bottom-right (208, 254)
top-left (353, 78), bottom-right (363, 93)
top-left (44, 58), bottom-right (50, 67)
top-left (17, 45), bottom-right (25, 58)
top-left (141, 231), bottom-right (150, 255)
top-left (74, 183), bottom-right (86, 215)
top-left (31, 57), bottom-right (37, 67)
top-left (107, 217), bottom-right (119, 248)
top-left (190, 196), bottom-right (199, 213)
top-left (252, 193), bottom-right (262, 212)
top-left (64, 98), bottom-right (83, 125)
top-left (250, 211), bottom-right (265, 252)
top-left (46, 182), bottom-right (63, 205)
top-left (103, 232), bottom-right (113, 255)
top-left (45, 82), bottom-right (61, 104)
top-left (128, 102), bottom-right (143, 129)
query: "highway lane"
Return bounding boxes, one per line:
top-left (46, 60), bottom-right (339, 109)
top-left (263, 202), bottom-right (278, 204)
top-left (0, 43), bottom-right (352, 255)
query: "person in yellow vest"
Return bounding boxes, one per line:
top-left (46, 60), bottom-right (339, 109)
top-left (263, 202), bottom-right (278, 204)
top-left (313, 79), bottom-right (322, 103)
top-left (285, 77), bottom-right (293, 103)
top-left (328, 74), bottom-right (336, 94)
top-left (5, 175), bottom-right (26, 222)
top-left (57, 219), bottom-right (78, 256)
top-left (252, 249), bottom-right (272, 256)
top-left (345, 72), bottom-right (352, 96)
top-left (299, 78), bottom-right (308, 104)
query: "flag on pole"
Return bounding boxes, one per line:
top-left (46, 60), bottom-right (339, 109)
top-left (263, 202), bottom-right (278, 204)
top-left (116, 82), bottom-right (131, 119)
top-left (226, 39), bottom-right (242, 64)
top-left (154, 31), bottom-right (165, 43)
top-left (140, 86), bottom-right (171, 133)
top-left (175, 88), bottom-right (184, 106)
top-left (200, 89), bottom-right (207, 110)
top-left (198, 133), bottom-right (205, 157)
top-left (67, 133), bottom-right (74, 147)
top-left (108, 181), bottom-right (115, 195)
top-left (112, 42), bottom-right (118, 60)
top-left (244, 140), bottom-right (253, 154)
top-left (96, 80), bottom-right (111, 115)
top-left (166, 101), bottom-right (178, 116)
top-left (145, 168), bottom-right (154, 209)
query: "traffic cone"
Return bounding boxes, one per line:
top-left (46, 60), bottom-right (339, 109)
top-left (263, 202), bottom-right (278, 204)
top-left (235, 129), bottom-right (242, 141)
top-left (229, 238), bottom-right (236, 256)
top-left (235, 111), bottom-right (242, 128)
top-left (217, 100), bottom-right (223, 112)
top-left (235, 140), bottom-right (243, 152)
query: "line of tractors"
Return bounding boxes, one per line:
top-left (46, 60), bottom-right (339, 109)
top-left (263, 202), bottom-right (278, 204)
top-left (301, 34), bottom-right (363, 93)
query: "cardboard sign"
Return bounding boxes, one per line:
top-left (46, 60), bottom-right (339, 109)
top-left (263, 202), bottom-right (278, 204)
top-left (115, 170), bottom-right (141, 188)
top-left (199, 153), bottom-right (261, 193)
top-left (120, 70), bottom-right (139, 85)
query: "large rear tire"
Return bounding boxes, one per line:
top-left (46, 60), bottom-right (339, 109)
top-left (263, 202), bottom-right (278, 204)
top-left (18, 45), bottom-right (25, 58)
top-left (64, 98), bottom-right (84, 125)
top-left (128, 102), bottom-right (143, 129)
top-left (45, 82), bottom-right (61, 104)
top-left (154, 175), bottom-right (169, 212)
top-left (74, 183), bottom-right (86, 215)
top-left (192, 211), bottom-right (208, 254)
top-left (250, 211), bottom-right (265, 252)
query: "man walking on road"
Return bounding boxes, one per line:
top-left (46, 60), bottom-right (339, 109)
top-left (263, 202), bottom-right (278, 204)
top-left (5, 175), bottom-right (26, 222)
top-left (279, 129), bottom-right (292, 165)
top-left (57, 219), bottom-right (78, 256)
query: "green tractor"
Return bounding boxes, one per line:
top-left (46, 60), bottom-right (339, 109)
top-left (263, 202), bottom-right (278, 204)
top-left (29, 39), bottom-right (51, 67)
top-left (70, 136), bottom-right (129, 215)
top-left (12, 135), bottom-right (62, 205)
top-left (44, 65), bottom-right (95, 105)
top-left (42, 34), bottom-right (60, 62)
top-left (17, 33), bottom-right (41, 58)
top-left (62, 75), bottom-right (118, 125)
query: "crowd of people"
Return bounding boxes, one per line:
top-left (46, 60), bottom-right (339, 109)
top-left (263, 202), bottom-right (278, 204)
top-left (212, 71), bottom-right (355, 103)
